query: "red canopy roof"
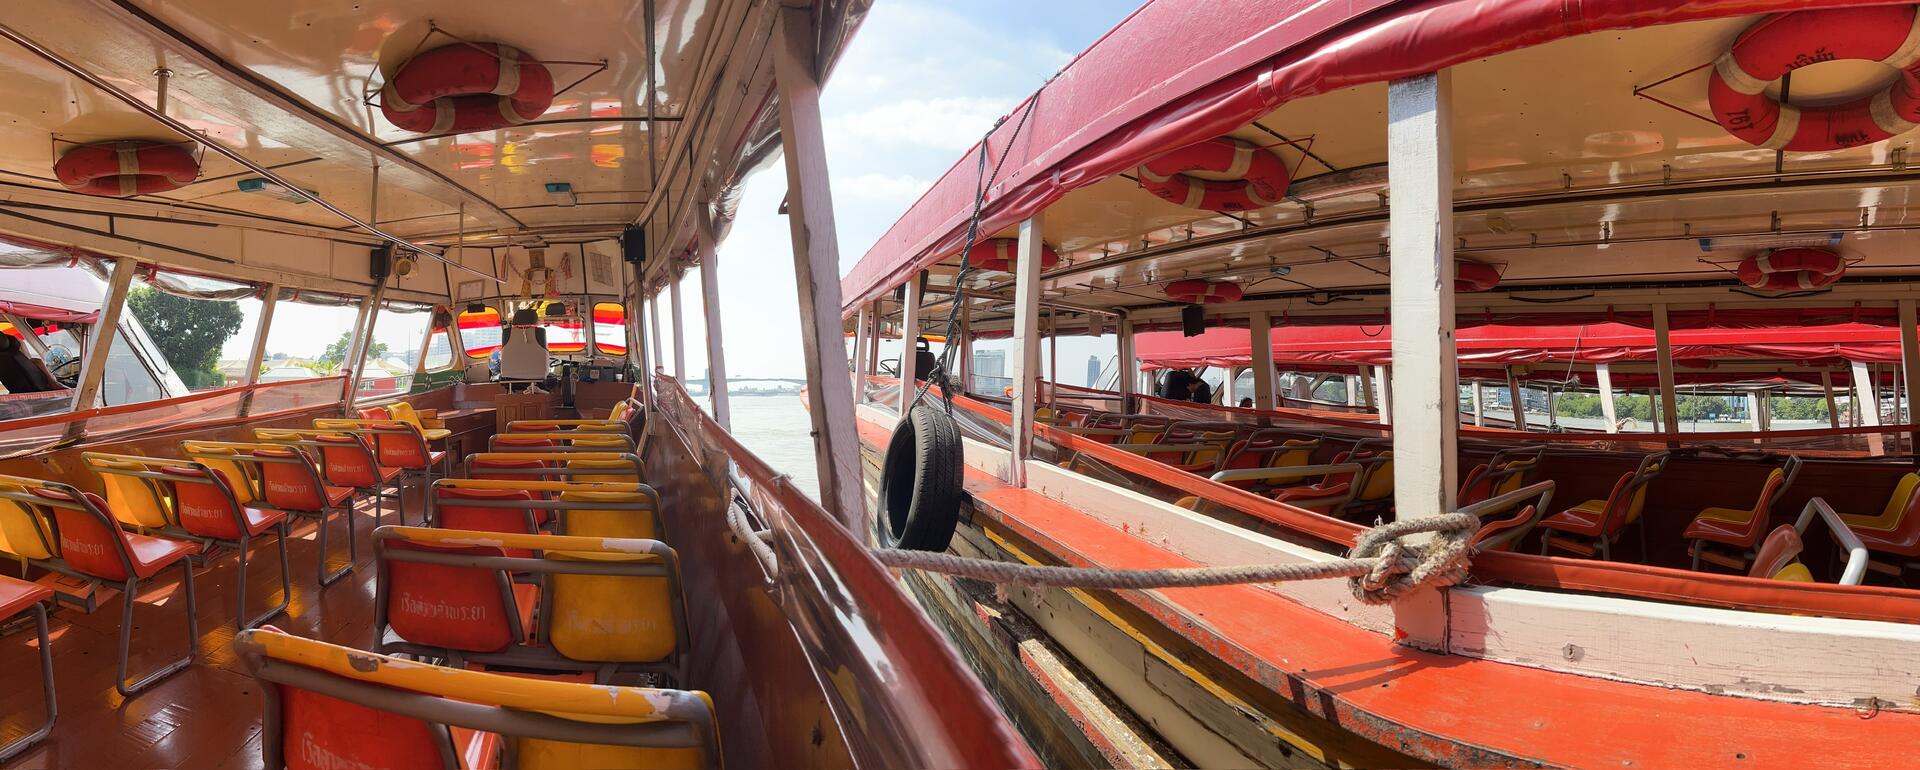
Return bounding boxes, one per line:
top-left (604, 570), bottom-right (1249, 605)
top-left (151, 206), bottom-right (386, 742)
top-left (838, 0), bottom-right (1876, 314)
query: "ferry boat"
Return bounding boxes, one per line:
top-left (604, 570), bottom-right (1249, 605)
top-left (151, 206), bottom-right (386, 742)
top-left (0, 1), bottom-right (1033, 768)
top-left (839, 1), bottom-right (1920, 767)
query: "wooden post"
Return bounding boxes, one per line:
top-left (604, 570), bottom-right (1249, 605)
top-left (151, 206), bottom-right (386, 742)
top-left (1646, 389), bottom-right (1661, 432)
top-left (1852, 359), bottom-right (1885, 455)
top-left (957, 299), bottom-right (972, 392)
top-left (1374, 365), bottom-right (1395, 426)
top-left (1472, 380), bottom-right (1486, 427)
top-left (1507, 368), bottom-right (1526, 431)
top-left (1901, 300), bottom-right (1920, 436)
top-left (696, 210), bottom-right (731, 430)
top-left (852, 305), bottom-right (869, 397)
top-left (343, 280), bottom-right (389, 411)
top-left (774, 2), bottom-right (865, 528)
top-left (1385, 73), bottom-right (1457, 523)
top-left (1822, 370), bottom-right (1841, 429)
top-left (238, 284), bottom-right (279, 416)
top-left (897, 272), bottom-right (922, 413)
top-left (1250, 310), bottom-right (1276, 410)
top-left (866, 300), bottom-right (884, 388)
top-left (1596, 362), bottom-right (1618, 433)
top-left (69, 256), bottom-right (136, 412)
top-left (648, 294), bottom-right (665, 373)
top-left (1357, 364), bottom-right (1375, 411)
top-left (1117, 312), bottom-right (1137, 410)
top-left (668, 273), bottom-right (687, 379)
top-left (1652, 304), bottom-right (1681, 435)
top-left (1045, 308), bottom-right (1058, 409)
top-left (1009, 214), bottom-right (1046, 487)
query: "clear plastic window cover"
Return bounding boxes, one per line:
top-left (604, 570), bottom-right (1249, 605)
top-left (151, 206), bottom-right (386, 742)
top-left (0, 376), bottom-right (344, 459)
top-left (0, 238), bottom-right (379, 307)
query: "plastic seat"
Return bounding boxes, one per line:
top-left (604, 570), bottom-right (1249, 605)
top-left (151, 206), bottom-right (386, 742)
top-left (234, 627), bottom-right (718, 770)
top-left (1685, 457), bottom-right (1801, 571)
top-left (431, 486), bottom-right (542, 551)
top-left (315, 418), bottom-right (448, 488)
top-left (1748, 524), bottom-right (1815, 582)
top-left (0, 476), bottom-right (199, 696)
top-left (1837, 473), bottom-right (1920, 565)
top-left (85, 452), bottom-right (293, 630)
top-left (1270, 442), bottom-right (1393, 516)
top-left (187, 441), bottom-right (357, 586)
top-left (1214, 436), bottom-right (1319, 492)
top-left (258, 428), bottom-right (409, 526)
top-left (375, 527), bottom-right (688, 682)
top-left (387, 401), bottom-right (453, 442)
top-left (0, 574), bottom-right (55, 763)
top-left (1457, 446), bottom-right (1545, 507)
top-left (1540, 451), bottom-right (1669, 561)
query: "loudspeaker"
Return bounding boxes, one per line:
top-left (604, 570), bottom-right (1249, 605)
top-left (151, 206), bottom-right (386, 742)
top-left (621, 227), bottom-right (647, 266)
top-left (1181, 304), bottom-right (1206, 337)
top-left (369, 244), bottom-right (394, 280)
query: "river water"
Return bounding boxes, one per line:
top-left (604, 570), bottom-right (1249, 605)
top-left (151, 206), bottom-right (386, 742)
top-left (724, 394), bottom-right (822, 500)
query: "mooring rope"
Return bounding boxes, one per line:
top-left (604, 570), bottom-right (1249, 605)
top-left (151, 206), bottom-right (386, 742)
top-left (870, 512), bottom-right (1480, 605)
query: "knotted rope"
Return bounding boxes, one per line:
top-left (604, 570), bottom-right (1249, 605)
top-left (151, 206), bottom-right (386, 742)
top-left (871, 512), bottom-right (1479, 605)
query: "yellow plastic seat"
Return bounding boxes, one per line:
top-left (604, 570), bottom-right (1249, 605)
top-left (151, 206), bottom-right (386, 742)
top-left (558, 490), bottom-right (659, 540)
top-left (1840, 473), bottom-right (1920, 532)
top-left (387, 401), bottom-right (452, 442)
top-left (87, 455), bottom-right (173, 529)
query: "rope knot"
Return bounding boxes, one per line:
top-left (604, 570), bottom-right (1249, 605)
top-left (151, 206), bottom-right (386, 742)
top-left (1345, 512), bottom-right (1479, 605)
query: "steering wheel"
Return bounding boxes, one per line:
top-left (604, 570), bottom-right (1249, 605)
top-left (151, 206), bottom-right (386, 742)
top-left (50, 357), bottom-right (81, 388)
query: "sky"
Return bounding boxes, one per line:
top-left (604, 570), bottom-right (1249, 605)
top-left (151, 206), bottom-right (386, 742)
top-left (667, 0), bottom-right (1137, 384)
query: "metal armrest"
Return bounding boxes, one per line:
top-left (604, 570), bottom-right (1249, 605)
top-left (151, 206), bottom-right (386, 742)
top-left (1797, 497), bottom-right (1868, 586)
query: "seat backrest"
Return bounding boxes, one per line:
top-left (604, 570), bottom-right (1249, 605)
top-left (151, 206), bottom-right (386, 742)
top-left (327, 420), bottom-right (431, 470)
top-left (433, 487), bottom-right (540, 556)
top-left (1355, 452), bottom-right (1395, 503)
top-left (500, 320), bottom-right (550, 380)
top-left (1867, 472), bottom-right (1920, 530)
top-left (256, 447), bottom-right (335, 512)
top-left (387, 401), bottom-right (427, 433)
top-left (565, 457), bottom-right (642, 483)
top-left (0, 334), bottom-right (58, 393)
top-left (556, 490), bottom-right (658, 539)
top-left (545, 550), bottom-right (681, 665)
top-left (159, 465), bottom-right (251, 541)
top-left (233, 628), bottom-right (717, 770)
top-left (1749, 524), bottom-right (1808, 581)
top-left (1617, 451), bottom-right (1669, 524)
top-left (1472, 505), bottom-right (1538, 553)
top-left (31, 487), bottom-right (135, 582)
top-left (0, 480), bottom-right (58, 561)
top-left (312, 433), bottom-right (383, 488)
top-left (379, 539), bottom-right (522, 653)
top-left (85, 454), bottom-right (173, 529)
top-left (188, 444), bottom-right (262, 506)
top-left (494, 434), bottom-right (557, 451)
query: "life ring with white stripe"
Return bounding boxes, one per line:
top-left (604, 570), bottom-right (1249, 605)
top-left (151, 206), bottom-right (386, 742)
top-left (1708, 6), bottom-right (1920, 152)
top-left (967, 237), bottom-right (1059, 273)
top-left (381, 43), bottom-right (556, 134)
top-left (53, 141), bottom-right (200, 197)
top-left (1456, 260), bottom-right (1502, 293)
top-left (1735, 247), bottom-right (1846, 291)
top-left (1164, 279), bottom-right (1243, 304)
top-left (1137, 137), bottom-right (1291, 212)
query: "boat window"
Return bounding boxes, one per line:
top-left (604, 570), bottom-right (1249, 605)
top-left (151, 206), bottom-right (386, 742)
top-left (421, 328), bottom-right (455, 371)
top-left (262, 301), bottom-right (363, 382)
top-left (592, 302), bottom-right (627, 356)
top-left (357, 305), bottom-right (431, 401)
top-left (99, 325), bottom-right (167, 406)
top-left (457, 305), bottom-right (502, 359)
top-left (541, 301), bottom-right (588, 355)
top-left (124, 286), bottom-right (260, 391)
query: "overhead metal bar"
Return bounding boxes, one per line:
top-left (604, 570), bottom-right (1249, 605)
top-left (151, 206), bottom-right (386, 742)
top-left (0, 17), bottom-right (504, 286)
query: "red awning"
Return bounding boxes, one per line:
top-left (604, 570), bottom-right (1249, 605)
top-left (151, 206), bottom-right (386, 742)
top-left (838, 0), bottom-right (1881, 314)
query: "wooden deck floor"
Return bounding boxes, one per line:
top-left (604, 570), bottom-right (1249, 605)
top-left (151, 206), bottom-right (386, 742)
top-left (0, 487), bottom-right (420, 769)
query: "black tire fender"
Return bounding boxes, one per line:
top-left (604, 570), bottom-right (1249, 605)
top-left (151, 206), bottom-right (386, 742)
top-left (877, 403), bottom-right (964, 551)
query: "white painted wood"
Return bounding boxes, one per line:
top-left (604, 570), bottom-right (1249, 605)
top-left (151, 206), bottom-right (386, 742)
top-left (1448, 585), bottom-right (1920, 711)
top-left (1373, 365), bottom-right (1392, 425)
top-left (773, 2), bottom-right (865, 530)
top-left (851, 306), bottom-right (869, 396)
top-left (242, 283), bottom-right (278, 387)
top-left (1852, 359), bottom-right (1886, 455)
top-left (69, 256), bottom-right (136, 412)
top-left (1596, 363), bottom-right (1618, 433)
top-left (1902, 300), bottom-right (1920, 433)
top-left (1117, 313), bottom-right (1137, 408)
top-left (668, 274), bottom-right (686, 378)
top-left (1652, 304), bottom-right (1681, 433)
top-left (648, 294), bottom-right (665, 373)
top-left (1249, 311), bottom-right (1276, 410)
top-left (957, 299), bottom-right (971, 392)
top-left (1746, 391), bottom-right (1765, 432)
top-left (1503, 368), bottom-right (1525, 431)
top-left (1010, 215), bottom-right (1046, 487)
top-left (696, 210), bottom-right (731, 430)
top-left (867, 300), bottom-right (884, 390)
top-left (1822, 370), bottom-right (1842, 429)
top-left (1356, 365), bottom-right (1374, 410)
top-left (898, 272), bottom-right (922, 413)
top-left (1472, 380), bottom-right (1485, 427)
top-left (1046, 308), bottom-right (1058, 408)
top-left (342, 279), bottom-right (388, 411)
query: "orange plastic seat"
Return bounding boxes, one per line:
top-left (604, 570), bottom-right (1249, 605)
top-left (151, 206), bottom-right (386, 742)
top-left (0, 574), bottom-right (54, 763)
top-left (1457, 446), bottom-right (1544, 507)
top-left (190, 441), bottom-right (357, 586)
top-left (1748, 524), bottom-right (1815, 582)
top-left (1838, 473), bottom-right (1920, 563)
top-left (432, 486), bottom-right (542, 551)
top-left (1540, 452), bottom-right (1668, 561)
top-left (379, 538), bottom-right (538, 655)
top-left (1685, 457), bottom-right (1800, 571)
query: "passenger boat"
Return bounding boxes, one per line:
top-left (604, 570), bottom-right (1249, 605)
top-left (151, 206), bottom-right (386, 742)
top-left (0, 1), bottom-right (1038, 768)
top-left (839, 1), bottom-right (1920, 767)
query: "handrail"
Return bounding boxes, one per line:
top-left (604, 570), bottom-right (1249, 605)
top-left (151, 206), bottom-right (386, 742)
top-left (1208, 462), bottom-right (1364, 486)
top-left (1798, 498), bottom-right (1869, 587)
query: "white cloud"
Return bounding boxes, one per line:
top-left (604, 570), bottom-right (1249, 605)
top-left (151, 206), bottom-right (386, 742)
top-left (835, 173), bottom-right (934, 201)
top-left (833, 97), bottom-right (1015, 151)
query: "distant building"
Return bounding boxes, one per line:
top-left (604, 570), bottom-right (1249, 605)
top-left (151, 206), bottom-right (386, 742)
top-left (974, 350), bottom-right (1005, 378)
top-left (1086, 355), bottom-right (1100, 388)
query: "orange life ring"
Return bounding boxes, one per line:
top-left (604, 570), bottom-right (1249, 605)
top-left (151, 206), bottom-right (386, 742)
top-left (1708, 6), bottom-right (1920, 152)
top-left (967, 237), bottom-right (1059, 273)
top-left (1735, 247), bottom-right (1845, 291)
top-left (381, 43), bottom-right (556, 134)
top-left (53, 141), bottom-right (199, 197)
top-left (1164, 279), bottom-right (1243, 304)
top-left (1455, 260), bottom-right (1502, 293)
top-left (1137, 137), bottom-right (1291, 212)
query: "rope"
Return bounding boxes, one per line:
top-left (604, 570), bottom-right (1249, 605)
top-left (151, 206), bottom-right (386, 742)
top-left (873, 512), bottom-right (1479, 605)
top-left (727, 494), bottom-right (779, 575)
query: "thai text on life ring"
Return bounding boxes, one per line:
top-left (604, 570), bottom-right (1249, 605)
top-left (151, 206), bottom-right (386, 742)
top-left (1708, 6), bottom-right (1920, 152)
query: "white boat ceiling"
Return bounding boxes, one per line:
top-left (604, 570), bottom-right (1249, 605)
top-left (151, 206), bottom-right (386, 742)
top-left (0, 0), bottom-right (831, 304)
top-left (902, 14), bottom-right (1920, 332)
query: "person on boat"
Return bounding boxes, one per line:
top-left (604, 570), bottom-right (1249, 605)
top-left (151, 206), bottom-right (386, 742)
top-left (1186, 375), bottom-right (1213, 404)
top-left (1239, 397), bottom-right (1253, 409)
top-left (1159, 368), bottom-right (1196, 399)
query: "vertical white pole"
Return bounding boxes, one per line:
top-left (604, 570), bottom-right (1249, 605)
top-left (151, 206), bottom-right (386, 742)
top-left (774, 3), bottom-right (865, 528)
top-left (1652, 304), bottom-right (1681, 434)
top-left (1507, 368), bottom-right (1526, 431)
top-left (1045, 308), bottom-right (1058, 409)
top-left (1117, 313), bottom-right (1137, 409)
top-left (1349, 374), bottom-right (1362, 407)
top-left (344, 281), bottom-right (389, 410)
top-left (668, 275), bottom-right (686, 379)
top-left (1357, 365), bottom-right (1375, 411)
top-left (1250, 311), bottom-right (1276, 410)
top-left (1471, 381), bottom-right (1485, 426)
top-left (852, 306), bottom-right (869, 396)
top-left (1596, 362), bottom-right (1618, 433)
top-left (897, 274), bottom-right (922, 413)
top-left (957, 299), bottom-right (972, 392)
top-left (1852, 359), bottom-right (1885, 455)
top-left (696, 210), bottom-right (731, 430)
top-left (238, 284), bottom-right (280, 416)
top-left (1747, 391), bottom-right (1764, 431)
top-left (648, 294), bottom-right (664, 373)
top-left (866, 300), bottom-right (884, 384)
top-left (69, 256), bottom-right (137, 412)
top-left (1374, 365), bottom-right (1394, 425)
top-left (1900, 300), bottom-right (1920, 426)
top-left (1385, 80), bottom-right (1458, 519)
top-left (1822, 370), bottom-right (1841, 429)
top-left (1009, 214), bottom-right (1046, 487)
top-left (1646, 389), bottom-right (1661, 432)
top-left (626, 263), bottom-right (646, 376)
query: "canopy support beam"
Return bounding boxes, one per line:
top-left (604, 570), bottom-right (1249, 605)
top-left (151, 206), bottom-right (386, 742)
top-left (669, 273), bottom-right (687, 379)
top-left (898, 272), bottom-right (923, 412)
top-left (1374, 365), bottom-right (1394, 425)
top-left (1250, 311), bottom-right (1276, 410)
top-left (1357, 365), bottom-right (1375, 411)
top-left (1901, 299), bottom-right (1920, 443)
top-left (1596, 362), bottom-right (1618, 433)
top-left (1010, 214), bottom-right (1046, 487)
top-left (696, 210), bottom-right (730, 430)
top-left (1117, 312), bottom-right (1137, 411)
top-left (68, 256), bottom-right (136, 416)
top-left (238, 284), bottom-right (279, 417)
top-left (1507, 368), bottom-right (1525, 431)
top-left (1385, 70), bottom-right (1456, 525)
top-left (1472, 380), bottom-right (1485, 427)
top-left (648, 294), bottom-right (664, 374)
top-left (852, 305), bottom-right (870, 396)
top-left (1852, 359), bottom-right (1885, 455)
top-left (958, 299), bottom-right (972, 393)
top-left (1652, 304), bottom-right (1680, 436)
top-left (774, 2), bottom-right (865, 530)
top-left (343, 278), bottom-right (389, 413)
top-left (1822, 370), bottom-right (1841, 429)
top-left (867, 300), bottom-right (884, 389)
